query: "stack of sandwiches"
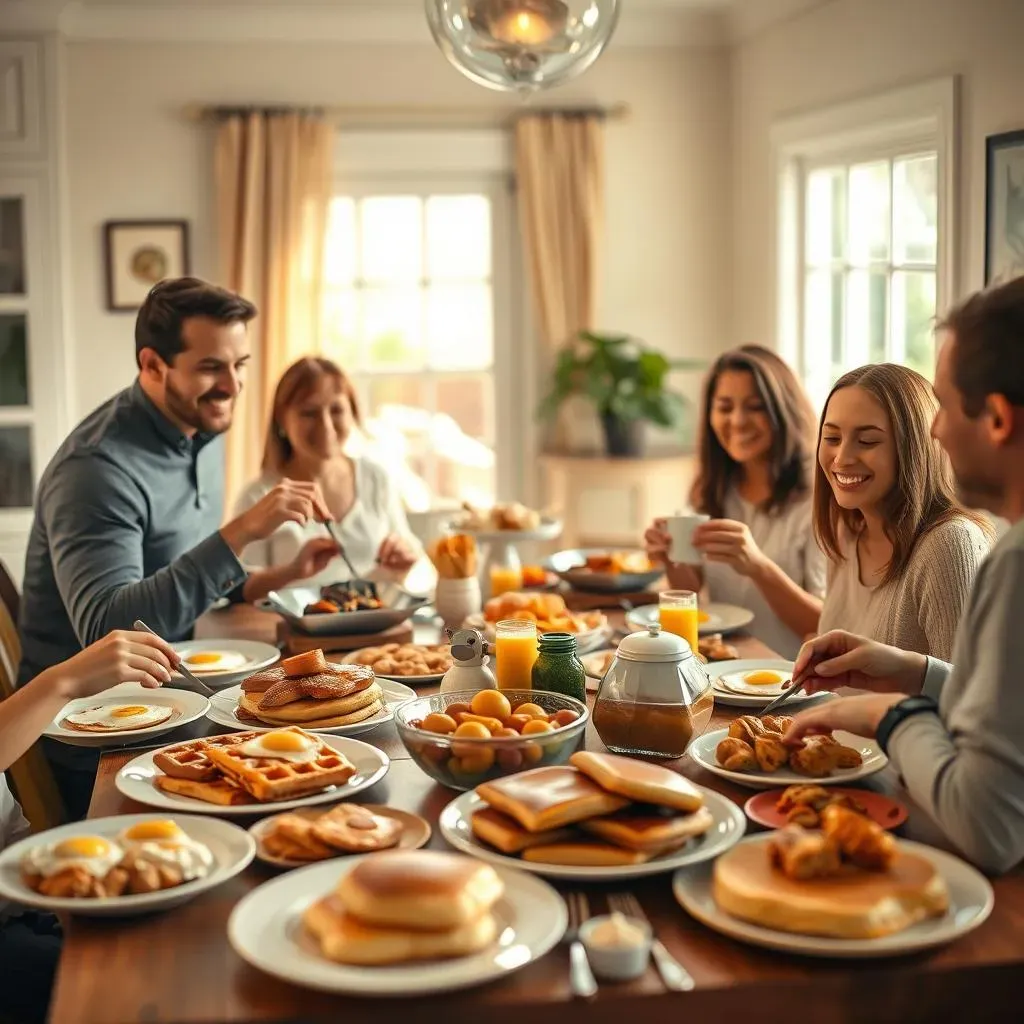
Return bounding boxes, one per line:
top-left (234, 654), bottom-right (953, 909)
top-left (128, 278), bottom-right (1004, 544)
top-left (303, 850), bottom-right (504, 964)
top-left (237, 649), bottom-right (384, 730)
top-left (471, 751), bottom-right (715, 866)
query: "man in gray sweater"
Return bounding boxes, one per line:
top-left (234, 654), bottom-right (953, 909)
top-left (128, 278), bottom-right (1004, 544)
top-left (787, 276), bottom-right (1024, 874)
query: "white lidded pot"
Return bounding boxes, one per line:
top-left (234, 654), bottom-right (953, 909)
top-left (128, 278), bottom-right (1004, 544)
top-left (592, 623), bottom-right (714, 758)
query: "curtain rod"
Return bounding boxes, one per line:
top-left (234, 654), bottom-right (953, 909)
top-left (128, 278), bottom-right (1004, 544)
top-left (182, 102), bottom-right (629, 129)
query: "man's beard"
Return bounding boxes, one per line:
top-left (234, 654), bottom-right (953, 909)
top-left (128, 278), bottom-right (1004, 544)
top-left (953, 465), bottom-right (1003, 513)
top-left (165, 377), bottom-right (236, 435)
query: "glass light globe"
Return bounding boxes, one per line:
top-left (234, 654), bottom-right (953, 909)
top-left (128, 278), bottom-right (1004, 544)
top-left (425, 0), bottom-right (620, 93)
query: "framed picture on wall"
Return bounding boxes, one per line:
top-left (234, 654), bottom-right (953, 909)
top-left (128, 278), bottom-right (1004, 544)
top-left (103, 220), bottom-right (190, 311)
top-left (984, 130), bottom-right (1024, 285)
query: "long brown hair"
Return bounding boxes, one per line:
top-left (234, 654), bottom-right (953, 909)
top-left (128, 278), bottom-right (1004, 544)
top-left (690, 345), bottom-right (817, 517)
top-left (813, 363), bottom-right (992, 586)
top-left (262, 356), bottom-right (361, 473)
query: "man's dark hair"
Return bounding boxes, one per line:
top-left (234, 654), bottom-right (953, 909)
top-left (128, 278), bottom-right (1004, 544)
top-left (134, 277), bottom-right (257, 367)
top-left (938, 276), bottom-right (1024, 416)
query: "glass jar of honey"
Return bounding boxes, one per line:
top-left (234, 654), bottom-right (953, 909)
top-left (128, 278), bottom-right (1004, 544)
top-left (592, 623), bottom-right (713, 758)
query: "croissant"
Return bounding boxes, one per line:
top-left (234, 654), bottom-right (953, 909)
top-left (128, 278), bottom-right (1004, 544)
top-left (785, 805), bottom-right (821, 827)
top-left (754, 735), bottom-right (789, 772)
top-left (789, 742), bottom-right (837, 778)
top-left (761, 714), bottom-right (794, 735)
top-left (776, 784), bottom-right (832, 813)
top-left (832, 745), bottom-right (864, 769)
top-left (728, 715), bottom-right (772, 745)
top-left (715, 737), bottom-right (758, 771)
top-left (820, 804), bottom-right (896, 872)
top-left (769, 825), bottom-right (842, 881)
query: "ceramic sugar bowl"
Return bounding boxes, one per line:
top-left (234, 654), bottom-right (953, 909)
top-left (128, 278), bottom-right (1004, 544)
top-left (592, 623), bottom-right (714, 758)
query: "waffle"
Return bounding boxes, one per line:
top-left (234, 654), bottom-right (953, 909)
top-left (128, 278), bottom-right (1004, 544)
top-left (205, 734), bottom-right (358, 801)
top-left (153, 731), bottom-right (265, 781)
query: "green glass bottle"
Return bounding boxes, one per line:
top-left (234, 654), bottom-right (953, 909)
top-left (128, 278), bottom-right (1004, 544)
top-left (531, 631), bottom-right (586, 702)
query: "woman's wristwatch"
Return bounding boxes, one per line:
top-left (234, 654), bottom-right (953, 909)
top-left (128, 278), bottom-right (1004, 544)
top-left (876, 694), bottom-right (939, 754)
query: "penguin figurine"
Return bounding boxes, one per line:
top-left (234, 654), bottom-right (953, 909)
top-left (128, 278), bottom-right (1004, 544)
top-left (440, 628), bottom-right (497, 695)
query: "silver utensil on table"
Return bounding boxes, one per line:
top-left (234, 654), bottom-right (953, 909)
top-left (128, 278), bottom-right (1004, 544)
top-left (563, 891), bottom-right (597, 998)
top-left (324, 520), bottom-right (377, 598)
top-left (608, 891), bottom-right (695, 992)
top-left (132, 619), bottom-right (214, 697)
top-left (756, 677), bottom-right (805, 718)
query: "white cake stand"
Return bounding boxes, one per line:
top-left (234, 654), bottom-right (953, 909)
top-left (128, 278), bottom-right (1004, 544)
top-left (447, 517), bottom-right (563, 598)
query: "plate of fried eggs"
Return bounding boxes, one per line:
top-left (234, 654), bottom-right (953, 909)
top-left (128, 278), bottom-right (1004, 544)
top-left (0, 814), bottom-right (255, 916)
top-left (44, 683), bottom-right (210, 747)
top-left (171, 639), bottom-right (280, 687)
top-left (705, 660), bottom-right (820, 708)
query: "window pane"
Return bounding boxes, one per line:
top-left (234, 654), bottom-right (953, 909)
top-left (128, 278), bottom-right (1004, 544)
top-left (805, 269), bottom-right (844, 391)
top-left (426, 283), bottom-right (493, 371)
top-left (360, 197), bottom-right (422, 282)
top-left (0, 314), bottom-right (29, 406)
top-left (0, 198), bottom-right (26, 294)
top-left (894, 154), bottom-right (938, 265)
top-left (323, 289), bottom-right (360, 369)
top-left (369, 376), bottom-right (426, 414)
top-left (848, 161), bottom-right (890, 265)
top-left (324, 198), bottom-right (357, 286)
top-left (426, 195), bottom-right (491, 279)
top-left (892, 270), bottom-right (937, 376)
top-left (0, 425), bottom-right (32, 508)
top-left (436, 374), bottom-right (490, 440)
top-left (806, 169), bottom-right (845, 265)
top-left (845, 270), bottom-right (888, 366)
top-left (362, 286), bottom-right (424, 368)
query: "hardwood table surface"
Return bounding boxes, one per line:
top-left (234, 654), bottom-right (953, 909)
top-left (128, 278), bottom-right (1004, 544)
top-left (50, 605), bottom-right (1023, 1023)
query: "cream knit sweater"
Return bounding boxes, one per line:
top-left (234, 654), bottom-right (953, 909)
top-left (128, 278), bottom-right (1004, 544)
top-left (818, 516), bottom-right (991, 661)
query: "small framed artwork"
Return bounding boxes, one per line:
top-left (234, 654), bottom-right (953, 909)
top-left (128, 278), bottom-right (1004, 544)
top-left (103, 220), bottom-right (190, 311)
top-left (984, 130), bottom-right (1024, 285)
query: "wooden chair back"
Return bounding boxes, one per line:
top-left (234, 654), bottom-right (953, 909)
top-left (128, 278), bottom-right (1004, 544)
top-left (0, 557), bottom-right (18, 624)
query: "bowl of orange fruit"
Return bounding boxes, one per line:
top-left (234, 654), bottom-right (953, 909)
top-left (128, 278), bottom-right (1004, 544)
top-left (395, 689), bottom-right (588, 791)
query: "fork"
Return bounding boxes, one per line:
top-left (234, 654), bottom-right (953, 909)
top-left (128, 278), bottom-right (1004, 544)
top-left (608, 892), bottom-right (695, 992)
top-left (562, 891), bottom-right (597, 998)
top-left (132, 619), bottom-right (214, 697)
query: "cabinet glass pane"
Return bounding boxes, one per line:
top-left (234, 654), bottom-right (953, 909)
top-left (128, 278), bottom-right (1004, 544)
top-left (0, 315), bottom-right (29, 406)
top-left (0, 425), bottom-right (33, 508)
top-left (0, 198), bottom-right (26, 295)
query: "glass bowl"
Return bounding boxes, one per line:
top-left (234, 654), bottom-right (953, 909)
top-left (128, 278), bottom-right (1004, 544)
top-left (395, 689), bottom-right (589, 791)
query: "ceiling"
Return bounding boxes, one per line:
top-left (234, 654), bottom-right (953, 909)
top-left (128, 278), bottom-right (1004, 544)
top-left (2, 0), bottom-right (833, 46)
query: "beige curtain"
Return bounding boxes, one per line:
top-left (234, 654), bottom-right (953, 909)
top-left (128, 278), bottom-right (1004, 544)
top-left (215, 111), bottom-right (333, 506)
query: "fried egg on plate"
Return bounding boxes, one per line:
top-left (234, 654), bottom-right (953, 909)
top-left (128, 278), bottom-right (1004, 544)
top-left (22, 835), bottom-right (124, 879)
top-left (117, 820), bottom-right (215, 880)
top-left (181, 649), bottom-right (249, 673)
top-left (718, 669), bottom-right (790, 697)
top-left (63, 703), bottom-right (174, 732)
top-left (235, 729), bottom-right (321, 763)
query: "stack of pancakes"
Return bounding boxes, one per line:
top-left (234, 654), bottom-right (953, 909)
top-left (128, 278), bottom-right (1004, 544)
top-left (471, 751), bottom-right (715, 866)
top-left (303, 850), bottom-right (504, 965)
top-left (237, 650), bottom-right (384, 730)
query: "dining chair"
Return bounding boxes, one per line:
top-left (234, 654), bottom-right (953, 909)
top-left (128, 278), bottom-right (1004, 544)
top-left (0, 557), bottom-right (19, 624)
top-left (0, 601), bottom-right (65, 831)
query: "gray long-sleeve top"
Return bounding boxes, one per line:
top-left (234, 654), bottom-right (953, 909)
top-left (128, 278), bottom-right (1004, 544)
top-left (17, 381), bottom-right (247, 686)
top-left (888, 515), bottom-right (1024, 874)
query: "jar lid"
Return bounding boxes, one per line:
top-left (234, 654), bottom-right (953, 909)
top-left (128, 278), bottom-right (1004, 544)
top-left (616, 623), bottom-right (693, 663)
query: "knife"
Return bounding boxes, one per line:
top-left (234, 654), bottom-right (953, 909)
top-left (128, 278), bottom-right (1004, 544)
top-left (132, 618), bottom-right (214, 697)
top-left (757, 678), bottom-right (806, 718)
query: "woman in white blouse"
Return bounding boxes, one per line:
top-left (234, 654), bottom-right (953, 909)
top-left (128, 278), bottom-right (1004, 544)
top-left (234, 357), bottom-right (421, 595)
top-left (644, 345), bottom-right (825, 658)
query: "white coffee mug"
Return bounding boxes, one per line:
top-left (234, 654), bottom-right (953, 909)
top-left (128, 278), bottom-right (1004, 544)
top-left (666, 514), bottom-right (709, 564)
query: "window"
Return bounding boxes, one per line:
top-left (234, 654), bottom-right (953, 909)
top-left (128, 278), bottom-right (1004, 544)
top-left (322, 190), bottom-right (497, 510)
top-left (773, 79), bottom-right (955, 410)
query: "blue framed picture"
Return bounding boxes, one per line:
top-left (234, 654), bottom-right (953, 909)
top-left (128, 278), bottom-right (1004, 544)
top-left (985, 129), bottom-right (1024, 284)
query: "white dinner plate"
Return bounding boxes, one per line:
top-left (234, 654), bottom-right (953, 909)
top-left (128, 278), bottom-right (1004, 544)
top-left (581, 648), bottom-right (617, 693)
top-left (464, 613), bottom-right (610, 655)
top-left (626, 602), bottom-right (755, 637)
top-left (334, 649), bottom-right (447, 686)
top-left (43, 683), bottom-right (210, 748)
top-left (0, 813), bottom-right (255, 917)
top-left (172, 639), bottom-right (280, 688)
top-left (689, 727), bottom-right (887, 790)
top-left (227, 855), bottom-right (567, 995)
top-left (205, 679), bottom-right (416, 736)
top-left (116, 734), bottom-right (390, 816)
top-left (439, 787), bottom-right (746, 880)
top-left (672, 835), bottom-right (994, 958)
top-left (704, 659), bottom-right (822, 709)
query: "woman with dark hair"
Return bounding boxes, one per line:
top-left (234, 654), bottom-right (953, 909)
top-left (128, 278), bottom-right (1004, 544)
top-left (814, 363), bottom-right (992, 660)
top-left (644, 345), bottom-right (825, 657)
top-left (233, 357), bottom-right (421, 595)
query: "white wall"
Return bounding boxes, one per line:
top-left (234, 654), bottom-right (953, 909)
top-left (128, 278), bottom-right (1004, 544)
top-left (731, 0), bottom-right (1024, 344)
top-left (64, 41), bottom-right (732, 424)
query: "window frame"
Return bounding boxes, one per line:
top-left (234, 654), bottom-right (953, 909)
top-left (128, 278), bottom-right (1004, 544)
top-left (771, 78), bottom-right (957, 397)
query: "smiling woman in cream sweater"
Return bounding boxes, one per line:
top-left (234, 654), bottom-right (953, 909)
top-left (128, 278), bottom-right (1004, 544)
top-left (815, 363), bottom-right (992, 661)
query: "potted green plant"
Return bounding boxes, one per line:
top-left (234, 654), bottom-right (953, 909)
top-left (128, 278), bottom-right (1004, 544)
top-left (538, 331), bottom-right (699, 457)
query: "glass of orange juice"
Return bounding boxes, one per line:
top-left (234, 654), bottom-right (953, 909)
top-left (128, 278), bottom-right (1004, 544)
top-left (495, 619), bottom-right (538, 690)
top-left (489, 564), bottom-right (523, 597)
top-left (659, 590), bottom-right (700, 654)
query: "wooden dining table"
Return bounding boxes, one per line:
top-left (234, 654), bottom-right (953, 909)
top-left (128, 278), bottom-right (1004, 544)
top-left (50, 605), bottom-right (1023, 1023)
